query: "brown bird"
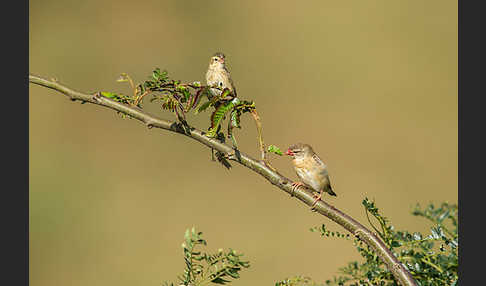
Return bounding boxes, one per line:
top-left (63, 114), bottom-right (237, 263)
top-left (285, 143), bottom-right (337, 208)
top-left (205, 52), bottom-right (237, 100)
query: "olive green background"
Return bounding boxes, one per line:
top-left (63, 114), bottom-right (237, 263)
top-left (29, 1), bottom-right (457, 285)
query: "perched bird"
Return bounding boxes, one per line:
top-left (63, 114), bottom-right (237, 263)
top-left (205, 52), bottom-right (237, 100)
top-left (285, 143), bottom-right (336, 208)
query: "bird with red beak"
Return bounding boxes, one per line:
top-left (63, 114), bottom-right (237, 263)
top-left (285, 143), bottom-right (337, 208)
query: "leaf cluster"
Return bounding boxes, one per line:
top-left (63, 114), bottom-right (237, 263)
top-left (164, 227), bottom-right (250, 286)
top-left (102, 68), bottom-right (260, 149)
top-left (141, 68), bottom-right (206, 121)
top-left (202, 98), bottom-right (256, 148)
top-left (267, 145), bottom-right (284, 156)
top-left (100, 69), bottom-right (206, 120)
top-left (96, 68), bottom-right (458, 286)
top-left (304, 200), bottom-right (458, 286)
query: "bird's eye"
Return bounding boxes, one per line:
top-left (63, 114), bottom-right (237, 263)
top-left (214, 58), bottom-right (218, 61)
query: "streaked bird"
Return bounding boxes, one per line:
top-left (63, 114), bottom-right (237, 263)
top-left (205, 52), bottom-right (237, 100)
top-left (285, 143), bottom-right (336, 208)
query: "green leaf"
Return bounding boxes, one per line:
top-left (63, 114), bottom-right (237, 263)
top-left (100, 91), bottom-right (118, 98)
top-left (220, 88), bottom-right (232, 99)
top-left (195, 100), bottom-right (214, 114)
top-left (230, 110), bottom-right (241, 128)
top-left (212, 277), bottom-right (231, 284)
top-left (437, 210), bottom-right (450, 223)
top-left (207, 100), bottom-right (237, 137)
top-left (430, 226), bottom-right (443, 239)
top-left (116, 73), bottom-right (129, 83)
top-left (184, 228), bottom-right (191, 247)
top-left (267, 145), bottom-right (284, 156)
top-left (152, 67), bottom-right (161, 80)
top-left (391, 240), bottom-right (401, 247)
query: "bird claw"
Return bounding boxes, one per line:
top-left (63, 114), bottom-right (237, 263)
top-left (310, 191), bottom-right (323, 210)
top-left (290, 182), bottom-right (305, 197)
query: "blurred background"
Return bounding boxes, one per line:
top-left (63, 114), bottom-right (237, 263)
top-left (29, 1), bottom-right (457, 285)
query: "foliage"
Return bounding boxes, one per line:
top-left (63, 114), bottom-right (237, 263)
top-left (101, 68), bottom-right (260, 149)
top-left (33, 72), bottom-right (457, 286)
top-left (195, 90), bottom-right (256, 149)
top-left (90, 68), bottom-right (460, 286)
top-left (163, 227), bottom-right (250, 286)
top-left (100, 91), bottom-right (134, 105)
top-left (297, 200), bottom-right (458, 286)
top-left (276, 275), bottom-right (325, 286)
top-left (100, 69), bottom-right (206, 121)
top-left (267, 145), bottom-right (284, 156)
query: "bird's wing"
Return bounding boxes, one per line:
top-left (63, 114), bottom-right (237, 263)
top-left (312, 154), bottom-right (325, 167)
top-left (312, 154), bottom-right (331, 179)
top-left (312, 155), bottom-right (336, 196)
top-left (223, 67), bottom-right (237, 96)
top-left (294, 167), bottom-right (315, 190)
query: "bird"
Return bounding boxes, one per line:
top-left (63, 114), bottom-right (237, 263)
top-left (205, 52), bottom-right (237, 101)
top-left (285, 143), bottom-right (336, 208)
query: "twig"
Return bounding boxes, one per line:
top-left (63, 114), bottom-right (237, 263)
top-left (29, 74), bottom-right (418, 286)
top-left (134, 90), bottom-right (150, 106)
top-left (365, 208), bottom-right (384, 240)
top-left (249, 109), bottom-right (266, 161)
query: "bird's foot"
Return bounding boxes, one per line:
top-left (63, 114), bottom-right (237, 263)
top-left (310, 191), bottom-right (323, 211)
top-left (290, 182), bottom-right (305, 197)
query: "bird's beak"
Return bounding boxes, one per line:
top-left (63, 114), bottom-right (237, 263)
top-left (285, 149), bottom-right (294, 156)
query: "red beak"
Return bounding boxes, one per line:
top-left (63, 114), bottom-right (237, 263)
top-left (285, 149), bottom-right (294, 156)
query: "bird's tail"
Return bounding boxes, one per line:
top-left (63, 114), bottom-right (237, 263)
top-left (327, 185), bottom-right (337, 196)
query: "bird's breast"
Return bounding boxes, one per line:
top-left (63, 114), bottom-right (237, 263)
top-left (206, 68), bottom-right (233, 91)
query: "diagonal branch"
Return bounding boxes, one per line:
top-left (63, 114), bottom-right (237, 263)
top-left (29, 74), bottom-right (417, 286)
